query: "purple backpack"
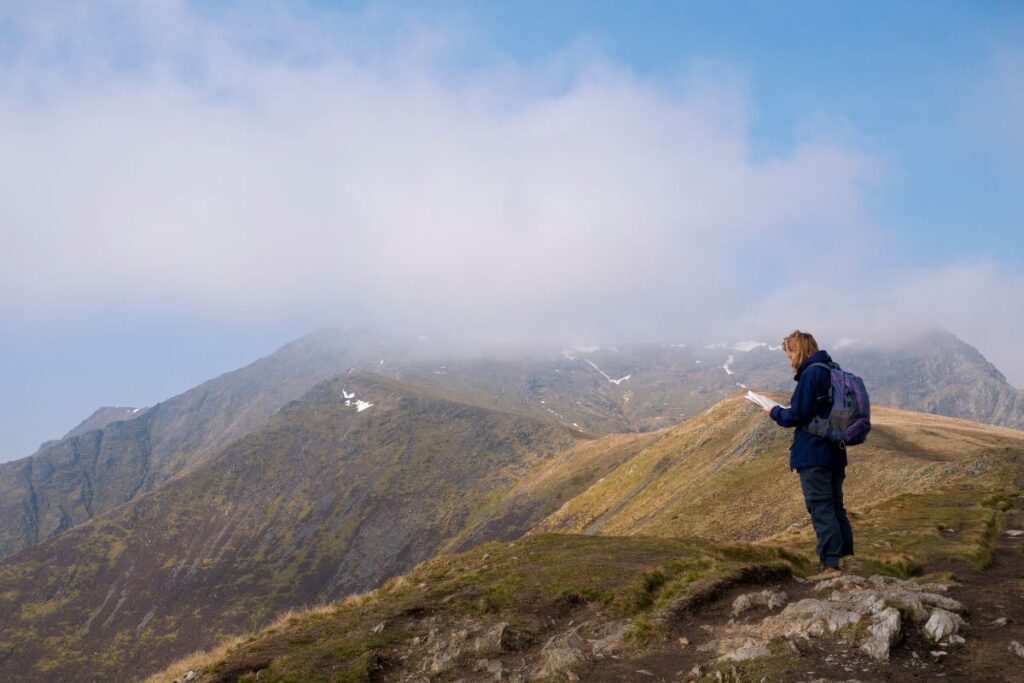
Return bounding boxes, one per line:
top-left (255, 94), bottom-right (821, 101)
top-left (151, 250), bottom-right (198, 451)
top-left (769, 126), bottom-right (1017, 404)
top-left (802, 362), bottom-right (871, 449)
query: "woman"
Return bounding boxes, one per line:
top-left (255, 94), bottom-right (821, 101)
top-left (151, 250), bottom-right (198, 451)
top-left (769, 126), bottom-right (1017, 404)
top-left (764, 330), bottom-right (853, 581)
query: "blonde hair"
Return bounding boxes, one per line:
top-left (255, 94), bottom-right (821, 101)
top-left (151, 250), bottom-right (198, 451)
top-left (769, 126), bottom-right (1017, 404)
top-left (782, 330), bottom-right (819, 372)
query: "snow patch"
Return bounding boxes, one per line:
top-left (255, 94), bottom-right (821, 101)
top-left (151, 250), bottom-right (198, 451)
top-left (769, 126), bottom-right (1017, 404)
top-left (704, 342), bottom-right (728, 349)
top-left (733, 341), bottom-right (766, 352)
top-left (768, 345), bottom-right (783, 351)
top-left (722, 355), bottom-right (735, 376)
top-left (341, 388), bottom-right (373, 412)
top-left (572, 345), bottom-right (601, 353)
top-left (584, 359), bottom-right (631, 385)
top-left (835, 337), bottom-right (860, 348)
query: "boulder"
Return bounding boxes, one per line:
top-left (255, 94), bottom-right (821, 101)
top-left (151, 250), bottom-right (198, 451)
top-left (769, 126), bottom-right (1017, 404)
top-left (923, 609), bottom-right (964, 643)
top-left (533, 629), bottom-right (587, 681)
top-left (860, 607), bottom-right (901, 661)
top-left (731, 589), bottom-right (788, 616)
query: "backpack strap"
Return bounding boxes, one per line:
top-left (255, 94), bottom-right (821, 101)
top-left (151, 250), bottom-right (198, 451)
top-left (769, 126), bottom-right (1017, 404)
top-left (806, 362), bottom-right (837, 403)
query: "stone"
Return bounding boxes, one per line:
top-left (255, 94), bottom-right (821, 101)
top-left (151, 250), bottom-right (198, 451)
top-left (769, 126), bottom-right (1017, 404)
top-left (590, 620), bottom-right (631, 657)
top-left (860, 607), bottom-right (901, 661)
top-left (1004, 529), bottom-right (1023, 537)
top-left (923, 609), bottom-right (964, 643)
top-left (474, 622), bottom-right (509, 653)
top-left (991, 616), bottom-right (1008, 626)
top-left (678, 636), bottom-right (690, 648)
top-left (731, 589), bottom-right (788, 616)
top-left (475, 658), bottom-right (503, 681)
top-left (372, 621), bottom-right (386, 634)
top-left (948, 634), bottom-right (966, 646)
top-left (1010, 641), bottom-right (1024, 659)
top-left (534, 629), bottom-right (587, 681)
top-left (757, 598), bottom-right (863, 639)
top-left (716, 636), bottom-right (772, 662)
top-left (424, 628), bottom-right (469, 673)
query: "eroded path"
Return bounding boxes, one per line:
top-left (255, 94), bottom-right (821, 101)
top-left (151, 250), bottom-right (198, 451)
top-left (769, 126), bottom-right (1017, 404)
top-left (581, 500), bottom-right (1024, 683)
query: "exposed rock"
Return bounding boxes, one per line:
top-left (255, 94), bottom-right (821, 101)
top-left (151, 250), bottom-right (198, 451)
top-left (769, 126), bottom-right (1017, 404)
top-left (423, 627), bottom-right (469, 673)
top-left (476, 657), bottom-right (504, 681)
top-left (590, 620), bottom-right (631, 657)
top-left (534, 629), bottom-right (587, 681)
top-left (172, 671), bottom-right (198, 683)
top-left (860, 607), bottom-right (901, 661)
top-left (714, 636), bottom-right (773, 662)
top-left (991, 616), bottom-right (1008, 626)
top-left (474, 622), bottom-right (509, 653)
top-left (372, 621), bottom-right (387, 634)
top-left (923, 609), bottom-right (965, 643)
top-left (757, 598), bottom-right (863, 639)
top-left (1010, 640), bottom-right (1024, 658)
top-left (731, 589), bottom-right (788, 616)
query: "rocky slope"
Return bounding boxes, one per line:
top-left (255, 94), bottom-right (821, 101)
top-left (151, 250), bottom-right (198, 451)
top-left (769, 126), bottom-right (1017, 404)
top-left (0, 330), bottom-right (401, 558)
top-left (0, 373), bottom-right (656, 681)
top-left (2, 327), bottom-right (1020, 562)
top-left (145, 462), bottom-right (1024, 683)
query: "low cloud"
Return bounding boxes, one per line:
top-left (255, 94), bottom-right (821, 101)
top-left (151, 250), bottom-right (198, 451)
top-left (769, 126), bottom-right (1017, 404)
top-left (0, 3), bottom-right (1021, 385)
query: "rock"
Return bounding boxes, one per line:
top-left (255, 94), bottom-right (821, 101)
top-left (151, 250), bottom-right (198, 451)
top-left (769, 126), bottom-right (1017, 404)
top-left (860, 607), bottom-right (901, 661)
top-left (591, 620), bottom-right (631, 657)
top-left (474, 622), bottom-right (509, 653)
top-left (173, 671), bottom-right (198, 683)
top-left (534, 629), bottom-right (587, 681)
top-left (476, 658), bottom-right (503, 681)
top-left (716, 636), bottom-right (772, 662)
top-left (1010, 641), bottom-right (1024, 659)
top-left (424, 628), bottom-right (469, 673)
top-left (372, 621), bottom-right (386, 634)
top-left (923, 609), bottom-right (964, 643)
top-left (756, 598), bottom-right (863, 639)
top-left (948, 634), bottom-right (966, 646)
top-left (678, 636), bottom-right (690, 648)
top-left (731, 589), bottom-right (788, 616)
top-left (930, 650), bottom-right (948, 659)
top-left (991, 616), bottom-right (1008, 626)
top-left (1004, 529), bottom-right (1023, 537)
top-left (635, 670), bottom-right (654, 676)
top-left (814, 575), bottom-right (867, 592)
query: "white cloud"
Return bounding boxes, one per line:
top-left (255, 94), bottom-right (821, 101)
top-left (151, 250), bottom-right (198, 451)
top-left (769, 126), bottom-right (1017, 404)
top-left (0, 2), bottom-right (875, 338)
top-left (7, 2), bottom-right (1021, 390)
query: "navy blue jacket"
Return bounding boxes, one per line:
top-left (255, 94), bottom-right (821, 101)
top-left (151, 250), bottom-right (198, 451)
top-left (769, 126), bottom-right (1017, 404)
top-left (769, 350), bottom-right (847, 470)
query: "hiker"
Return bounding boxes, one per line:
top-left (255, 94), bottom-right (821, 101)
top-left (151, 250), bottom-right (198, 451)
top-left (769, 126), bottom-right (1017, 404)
top-left (763, 330), bottom-right (854, 581)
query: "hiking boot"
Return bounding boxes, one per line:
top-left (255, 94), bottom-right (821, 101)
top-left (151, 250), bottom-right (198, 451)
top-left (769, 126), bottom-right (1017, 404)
top-left (807, 566), bottom-right (842, 582)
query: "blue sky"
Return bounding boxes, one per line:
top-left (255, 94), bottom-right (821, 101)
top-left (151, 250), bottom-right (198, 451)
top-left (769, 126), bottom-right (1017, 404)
top-left (1, 1), bottom-right (1023, 461)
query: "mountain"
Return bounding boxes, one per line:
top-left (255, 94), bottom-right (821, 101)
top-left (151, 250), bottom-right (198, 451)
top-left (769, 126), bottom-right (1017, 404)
top-left (3, 327), bottom-right (1021, 562)
top-left (140, 398), bottom-right (1024, 683)
top-left (0, 373), bottom-right (644, 681)
top-left (0, 330), bottom-right (402, 559)
top-left (3, 379), bottom-right (1021, 682)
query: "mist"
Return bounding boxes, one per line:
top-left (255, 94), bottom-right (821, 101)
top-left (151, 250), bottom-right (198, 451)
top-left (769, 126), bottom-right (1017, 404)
top-left (1, 3), bottom-right (1023, 390)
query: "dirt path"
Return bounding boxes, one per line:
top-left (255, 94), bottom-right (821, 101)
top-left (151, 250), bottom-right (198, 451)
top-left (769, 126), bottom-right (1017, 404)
top-left (581, 501), bottom-right (1024, 682)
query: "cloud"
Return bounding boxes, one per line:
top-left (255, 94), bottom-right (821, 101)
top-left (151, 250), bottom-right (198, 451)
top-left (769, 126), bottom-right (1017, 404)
top-left (0, 3), bottom-right (875, 337)
top-left (3, 3), bottom-right (1020, 388)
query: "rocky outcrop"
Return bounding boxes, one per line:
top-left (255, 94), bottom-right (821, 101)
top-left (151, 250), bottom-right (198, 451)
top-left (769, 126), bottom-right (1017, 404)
top-left (709, 574), bottom-right (966, 664)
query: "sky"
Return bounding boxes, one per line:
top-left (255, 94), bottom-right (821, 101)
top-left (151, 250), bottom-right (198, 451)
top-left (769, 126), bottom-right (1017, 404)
top-left (1, 1), bottom-right (1023, 461)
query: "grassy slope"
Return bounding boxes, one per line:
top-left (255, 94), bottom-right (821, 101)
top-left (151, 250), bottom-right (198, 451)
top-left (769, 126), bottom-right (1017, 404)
top-left (143, 398), bottom-right (1024, 683)
top-left (535, 395), bottom-right (1024, 547)
top-left (0, 373), bottom-right (661, 682)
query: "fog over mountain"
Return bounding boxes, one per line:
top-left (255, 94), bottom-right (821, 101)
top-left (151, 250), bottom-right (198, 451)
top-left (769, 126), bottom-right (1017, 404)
top-left (2, 3), bottom-right (1024, 462)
